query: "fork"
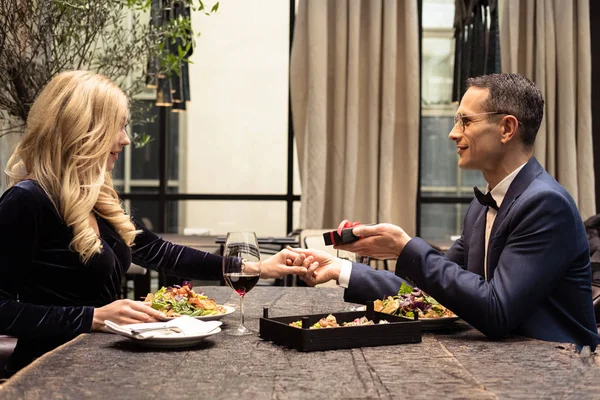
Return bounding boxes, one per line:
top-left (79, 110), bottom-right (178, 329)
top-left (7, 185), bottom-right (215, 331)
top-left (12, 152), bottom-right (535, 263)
top-left (129, 324), bottom-right (183, 335)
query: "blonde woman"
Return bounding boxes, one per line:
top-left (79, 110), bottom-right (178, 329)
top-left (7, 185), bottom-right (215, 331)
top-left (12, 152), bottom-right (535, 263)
top-left (0, 70), bottom-right (313, 374)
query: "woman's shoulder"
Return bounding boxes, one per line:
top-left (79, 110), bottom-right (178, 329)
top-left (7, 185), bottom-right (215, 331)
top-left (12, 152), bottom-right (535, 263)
top-left (0, 180), bottom-right (51, 212)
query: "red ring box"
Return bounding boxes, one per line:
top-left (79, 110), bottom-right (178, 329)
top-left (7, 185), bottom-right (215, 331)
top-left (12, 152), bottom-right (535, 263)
top-left (323, 228), bottom-right (360, 246)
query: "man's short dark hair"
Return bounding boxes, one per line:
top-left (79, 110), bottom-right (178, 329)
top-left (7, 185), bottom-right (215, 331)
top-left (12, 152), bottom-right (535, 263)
top-left (466, 73), bottom-right (544, 147)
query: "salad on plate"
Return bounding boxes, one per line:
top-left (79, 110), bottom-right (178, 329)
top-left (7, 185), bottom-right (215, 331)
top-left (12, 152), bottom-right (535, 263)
top-left (144, 281), bottom-right (228, 318)
top-left (374, 282), bottom-right (456, 319)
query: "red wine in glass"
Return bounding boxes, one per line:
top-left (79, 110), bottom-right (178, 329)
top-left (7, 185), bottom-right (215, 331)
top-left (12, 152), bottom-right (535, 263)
top-left (224, 273), bottom-right (260, 296)
top-left (222, 232), bottom-right (262, 336)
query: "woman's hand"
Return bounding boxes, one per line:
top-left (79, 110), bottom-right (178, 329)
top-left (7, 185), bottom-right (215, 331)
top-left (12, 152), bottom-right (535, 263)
top-left (259, 248), bottom-right (318, 279)
top-left (92, 299), bottom-right (166, 331)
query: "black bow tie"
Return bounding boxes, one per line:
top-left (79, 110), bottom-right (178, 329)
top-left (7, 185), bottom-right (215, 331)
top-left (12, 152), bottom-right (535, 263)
top-left (473, 187), bottom-right (499, 210)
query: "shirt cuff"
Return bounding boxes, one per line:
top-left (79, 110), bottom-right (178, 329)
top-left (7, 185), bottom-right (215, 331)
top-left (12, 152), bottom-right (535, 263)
top-left (337, 259), bottom-right (353, 288)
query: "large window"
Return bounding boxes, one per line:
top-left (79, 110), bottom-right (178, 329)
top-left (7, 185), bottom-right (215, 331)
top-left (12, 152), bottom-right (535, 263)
top-left (419, 0), bottom-right (486, 243)
top-left (113, 100), bottom-right (182, 232)
top-left (115, 0), bottom-right (299, 240)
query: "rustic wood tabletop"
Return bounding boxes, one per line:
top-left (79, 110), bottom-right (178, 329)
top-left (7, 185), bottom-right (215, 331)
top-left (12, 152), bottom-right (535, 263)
top-left (1, 286), bottom-right (598, 399)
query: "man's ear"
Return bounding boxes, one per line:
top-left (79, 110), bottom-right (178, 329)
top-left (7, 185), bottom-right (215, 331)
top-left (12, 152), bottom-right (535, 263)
top-left (500, 115), bottom-right (519, 144)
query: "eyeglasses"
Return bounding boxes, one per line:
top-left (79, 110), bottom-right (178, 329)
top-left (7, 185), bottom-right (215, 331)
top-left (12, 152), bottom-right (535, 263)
top-left (453, 112), bottom-right (506, 132)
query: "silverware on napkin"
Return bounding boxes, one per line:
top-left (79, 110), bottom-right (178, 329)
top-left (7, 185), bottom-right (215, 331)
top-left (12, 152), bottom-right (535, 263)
top-left (129, 325), bottom-right (183, 334)
top-left (104, 320), bottom-right (182, 338)
top-left (105, 317), bottom-right (223, 339)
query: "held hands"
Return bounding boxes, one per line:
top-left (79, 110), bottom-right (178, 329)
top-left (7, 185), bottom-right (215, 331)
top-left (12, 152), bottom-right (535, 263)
top-left (92, 299), bottom-right (167, 331)
top-left (335, 222), bottom-right (412, 259)
top-left (259, 248), bottom-right (319, 279)
top-left (285, 247), bottom-right (342, 286)
top-left (252, 221), bottom-right (412, 284)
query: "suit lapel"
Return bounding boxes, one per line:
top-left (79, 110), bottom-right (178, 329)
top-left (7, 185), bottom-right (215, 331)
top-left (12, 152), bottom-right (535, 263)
top-left (489, 157), bottom-right (544, 239)
top-left (487, 157), bottom-right (544, 279)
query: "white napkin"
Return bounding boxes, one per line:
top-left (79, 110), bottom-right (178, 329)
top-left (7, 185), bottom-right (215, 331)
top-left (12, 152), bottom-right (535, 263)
top-left (105, 316), bottom-right (222, 340)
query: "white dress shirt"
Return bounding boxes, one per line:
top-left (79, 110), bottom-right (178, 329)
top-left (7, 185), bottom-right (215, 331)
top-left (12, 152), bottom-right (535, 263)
top-left (337, 162), bottom-right (527, 287)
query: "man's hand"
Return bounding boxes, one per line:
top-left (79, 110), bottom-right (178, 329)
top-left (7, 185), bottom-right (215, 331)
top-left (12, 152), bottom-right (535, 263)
top-left (260, 248), bottom-right (318, 279)
top-left (285, 247), bottom-right (343, 286)
top-left (334, 223), bottom-right (412, 259)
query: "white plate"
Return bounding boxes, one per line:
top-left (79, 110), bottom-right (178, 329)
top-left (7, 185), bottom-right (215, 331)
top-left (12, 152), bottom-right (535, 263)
top-left (129, 327), bottom-right (221, 348)
top-left (399, 315), bottom-right (460, 330)
top-left (105, 320), bottom-right (222, 349)
top-left (163, 305), bottom-right (235, 321)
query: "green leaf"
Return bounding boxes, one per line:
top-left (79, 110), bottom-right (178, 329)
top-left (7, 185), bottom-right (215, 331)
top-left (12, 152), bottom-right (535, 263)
top-left (398, 282), bottom-right (413, 295)
top-left (131, 132), bottom-right (154, 148)
top-left (0, 0), bottom-right (217, 128)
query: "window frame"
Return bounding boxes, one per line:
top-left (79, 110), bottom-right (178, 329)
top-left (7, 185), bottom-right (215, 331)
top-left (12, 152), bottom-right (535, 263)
top-left (417, 0), bottom-right (475, 241)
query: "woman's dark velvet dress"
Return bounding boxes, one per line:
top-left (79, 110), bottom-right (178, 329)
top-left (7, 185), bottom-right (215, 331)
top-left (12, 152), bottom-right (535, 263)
top-left (0, 180), bottom-right (223, 373)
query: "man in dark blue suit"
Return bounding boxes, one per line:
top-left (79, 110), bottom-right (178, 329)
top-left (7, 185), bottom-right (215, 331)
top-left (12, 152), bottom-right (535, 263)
top-left (297, 73), bottom-right (599, 349)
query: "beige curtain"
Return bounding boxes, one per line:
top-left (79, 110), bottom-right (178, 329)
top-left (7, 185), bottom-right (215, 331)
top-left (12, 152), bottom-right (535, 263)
top-left (500, 0), bottom-right (596, 219)
top-left (290, 0), bottom-right (420, 234)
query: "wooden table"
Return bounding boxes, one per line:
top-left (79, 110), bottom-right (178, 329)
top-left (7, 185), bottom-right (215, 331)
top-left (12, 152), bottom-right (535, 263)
top-left (1, 287), bottom-right (599, 399)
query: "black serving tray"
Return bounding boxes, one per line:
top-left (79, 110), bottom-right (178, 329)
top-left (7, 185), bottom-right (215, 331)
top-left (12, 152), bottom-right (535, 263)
top-left (259, 303), bottom-right (422, 352)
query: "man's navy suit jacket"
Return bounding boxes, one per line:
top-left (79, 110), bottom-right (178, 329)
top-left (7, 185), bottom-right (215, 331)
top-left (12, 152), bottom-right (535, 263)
top-left (345, 157), bottom-right (599, 348)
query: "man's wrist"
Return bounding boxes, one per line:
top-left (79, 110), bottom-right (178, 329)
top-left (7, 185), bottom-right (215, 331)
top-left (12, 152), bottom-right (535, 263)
top-left (337, 259), bottom-right (352, 288)
top-left (397, 232), bottom-right (412, 257)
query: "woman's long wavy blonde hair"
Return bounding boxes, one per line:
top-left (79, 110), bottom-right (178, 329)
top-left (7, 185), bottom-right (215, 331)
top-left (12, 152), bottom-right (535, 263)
top-left (5, 70), bottom-right (139, 263)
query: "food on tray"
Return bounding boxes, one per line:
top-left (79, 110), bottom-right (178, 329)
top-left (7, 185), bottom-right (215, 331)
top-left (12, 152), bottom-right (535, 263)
top-left (289, 314), bottom-right (389, 329)
top-left (144, 281), bottom-right (227, 318)
top-left (374, 282), bottom-right (456, 319)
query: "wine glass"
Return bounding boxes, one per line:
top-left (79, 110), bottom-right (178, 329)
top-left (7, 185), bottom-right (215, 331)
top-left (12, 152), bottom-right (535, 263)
top-left (222, 231), bottom-right (262, 336)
